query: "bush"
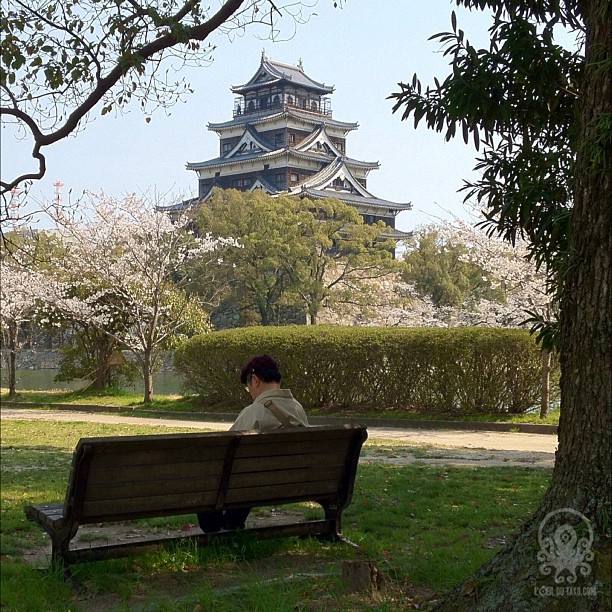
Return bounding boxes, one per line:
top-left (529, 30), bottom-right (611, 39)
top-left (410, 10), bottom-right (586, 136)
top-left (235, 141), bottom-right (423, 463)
top-left (174, 326), bottom-right (558, 414)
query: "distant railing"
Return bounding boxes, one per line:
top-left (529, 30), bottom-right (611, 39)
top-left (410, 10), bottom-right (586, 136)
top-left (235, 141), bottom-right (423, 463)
top-left (234, 97), bottom-right (332, 118)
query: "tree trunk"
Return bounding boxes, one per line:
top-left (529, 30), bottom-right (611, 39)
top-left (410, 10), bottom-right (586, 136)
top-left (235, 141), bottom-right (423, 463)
top-left (92, 339), bottom-right (113, 390)
top-left (540, 349), bottom-right (551, 419)
top-left (257, 300), bottom-right (269, 326)
top-left (7, 322), bottom-right (17, 397)
top-left (308, 300), bottom-right (319, 325)
top-left (142, 349), bottom-right (154, 404)
top-left (433, 2), bottom-right (611, 609)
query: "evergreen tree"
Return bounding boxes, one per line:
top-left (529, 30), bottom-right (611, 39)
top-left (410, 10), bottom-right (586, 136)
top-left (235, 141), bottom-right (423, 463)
top-left (391, 1), bottom-right (610, 608)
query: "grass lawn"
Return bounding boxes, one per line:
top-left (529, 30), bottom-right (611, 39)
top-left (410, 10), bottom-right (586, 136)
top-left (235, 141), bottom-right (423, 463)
top-left (0, 418), bottom-right (552, 611)
top-left (0, 388), bottom-right (561, 425)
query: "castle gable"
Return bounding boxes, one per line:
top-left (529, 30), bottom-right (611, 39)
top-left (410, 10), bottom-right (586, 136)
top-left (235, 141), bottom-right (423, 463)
top-left (295, 125), bottom-right (342, 157)
top-left (296, 158), bottom-right (372, 198)
top-left (224, 125), bottom-right (274, 159)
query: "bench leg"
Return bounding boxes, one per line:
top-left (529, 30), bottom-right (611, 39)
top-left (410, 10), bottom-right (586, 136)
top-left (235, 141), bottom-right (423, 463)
top-left (318, 502), bottom-right (342, 540)
top-left (318, 502), bottom-right (359, 548)
top-left (42, 523), bottom-right (78, 575)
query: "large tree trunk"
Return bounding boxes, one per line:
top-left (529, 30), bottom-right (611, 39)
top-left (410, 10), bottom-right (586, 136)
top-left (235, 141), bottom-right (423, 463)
top-left (433, 2), bottom-right (611, 609)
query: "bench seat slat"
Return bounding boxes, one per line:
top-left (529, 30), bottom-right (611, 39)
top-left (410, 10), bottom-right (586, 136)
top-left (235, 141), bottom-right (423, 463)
top-left (225, 480), bottom-right (340, 505)
top-left (77, 432), bottom-right (237, 450)
top-left (87, 459), bottom-right (225, 483)
top-left (24, 502), bottom-right (66, 528)
top-left (84, 475), bottom-right (222, 502)
top-left (234, 440), bottom-right (352, 459)
top-left (88, 446), bottom-right (228, 469)
top-left (231, 452), bottom-right (347, 472)
top-left (229, 465), bottom-right (343, 488)
top-left (81, 490), bottom-right (219, 520)
top-left (236, 428), bottom-right (359, 444)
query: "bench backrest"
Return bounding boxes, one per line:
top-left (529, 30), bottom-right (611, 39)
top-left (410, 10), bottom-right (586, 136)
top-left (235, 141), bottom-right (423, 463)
top-left (63, 426), bottom-right (368, 524)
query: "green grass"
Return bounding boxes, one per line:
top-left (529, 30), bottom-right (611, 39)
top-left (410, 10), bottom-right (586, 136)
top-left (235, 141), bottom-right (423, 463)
top-left (1, 388), bottom-right (560, 424)
top-left (1, 387), bottom-right (198, 410)
top-left (1, 418), bottom-right (551, 610)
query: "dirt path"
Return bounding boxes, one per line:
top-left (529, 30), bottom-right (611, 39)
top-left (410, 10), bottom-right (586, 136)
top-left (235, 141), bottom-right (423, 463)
top-left (1, 407), bottom-right (557, 468)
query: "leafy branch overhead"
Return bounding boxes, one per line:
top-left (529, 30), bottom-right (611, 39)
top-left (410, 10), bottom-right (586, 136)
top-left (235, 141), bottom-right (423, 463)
top-left (390, 8), bottom-right (583, 334)
top-left (0, 0), bottom-right (313, 200)
top-left (389, 1), bottom-right (611, 608)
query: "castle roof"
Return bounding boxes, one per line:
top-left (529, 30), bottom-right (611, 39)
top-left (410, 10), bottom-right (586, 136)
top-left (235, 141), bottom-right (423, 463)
top-left (299, 188), bottom-right (412, 215)
top-left (208, 108), bottom-right (358, 132)
top-left (232, 53), bottom-right (334, 96)
top-left (291, 158), bottom-right (411, 214)
top-left (186, 147), bottom-right (378, 173)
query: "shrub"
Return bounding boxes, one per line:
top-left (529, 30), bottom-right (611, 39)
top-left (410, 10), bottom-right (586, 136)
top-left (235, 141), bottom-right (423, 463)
top-left (174, 326), bottom-right (557, 414)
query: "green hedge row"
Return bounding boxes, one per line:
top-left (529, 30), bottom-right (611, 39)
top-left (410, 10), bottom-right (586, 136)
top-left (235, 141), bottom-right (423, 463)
top-left (174, 326), bottom-right (557, 414)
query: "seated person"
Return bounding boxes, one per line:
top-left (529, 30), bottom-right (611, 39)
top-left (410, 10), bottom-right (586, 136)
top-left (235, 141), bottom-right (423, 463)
top-left (197, 354), bottom-right (309, 533)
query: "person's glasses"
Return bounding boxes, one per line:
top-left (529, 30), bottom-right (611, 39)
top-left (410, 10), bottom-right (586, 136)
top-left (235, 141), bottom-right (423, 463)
top-left (244, 374), bottom-right (253, 392)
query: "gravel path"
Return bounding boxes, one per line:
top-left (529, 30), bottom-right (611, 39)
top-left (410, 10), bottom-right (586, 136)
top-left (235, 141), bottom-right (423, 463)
top-left (1, 407), bottom-right (557, 468)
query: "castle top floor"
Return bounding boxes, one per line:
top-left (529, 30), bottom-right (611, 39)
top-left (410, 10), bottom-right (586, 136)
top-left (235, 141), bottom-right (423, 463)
top-left (231, 53), bottom-right (334, 120)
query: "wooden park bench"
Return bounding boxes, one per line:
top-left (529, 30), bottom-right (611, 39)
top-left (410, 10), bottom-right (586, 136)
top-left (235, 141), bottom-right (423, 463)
top-left (24, 425), bottom-right (368, 569)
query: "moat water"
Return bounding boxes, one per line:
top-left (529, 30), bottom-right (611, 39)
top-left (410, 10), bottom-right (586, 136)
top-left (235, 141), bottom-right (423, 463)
top-left (2, 369), bottom-right (184, 395)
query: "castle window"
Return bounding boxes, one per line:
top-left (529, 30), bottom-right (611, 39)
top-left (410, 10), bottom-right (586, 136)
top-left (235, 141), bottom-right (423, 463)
top-left (290, 172), bottom-right (299, 183)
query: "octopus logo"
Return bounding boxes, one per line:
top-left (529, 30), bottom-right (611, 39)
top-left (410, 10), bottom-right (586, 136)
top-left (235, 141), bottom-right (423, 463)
top-left (537, 508), bottom-right (594, 584)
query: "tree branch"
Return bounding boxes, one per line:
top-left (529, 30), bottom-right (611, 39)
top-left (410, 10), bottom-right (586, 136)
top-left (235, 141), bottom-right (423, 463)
top-left (0, 0), bottom-right (249, 196)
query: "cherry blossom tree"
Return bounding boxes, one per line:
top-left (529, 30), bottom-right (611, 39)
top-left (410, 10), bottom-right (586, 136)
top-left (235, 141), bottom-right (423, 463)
top-left (0, 259), bottom-right (50, 396)
top-left (321, 218), bottom-right (552, 330)
top-left (47, 192), bottom-right (236, 402)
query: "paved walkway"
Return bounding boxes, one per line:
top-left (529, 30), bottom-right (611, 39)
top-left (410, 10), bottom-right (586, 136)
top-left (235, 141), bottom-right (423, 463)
top-left (1, 407), bottom-right (558, 454)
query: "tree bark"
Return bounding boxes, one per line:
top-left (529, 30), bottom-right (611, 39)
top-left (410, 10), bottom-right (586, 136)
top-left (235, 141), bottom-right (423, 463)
top-left (7, 321), bottom-right (18, 397)
top-left (142, 349), bottom-right (154, 404)
top-left (433, 1), bottom-right (611, 609)
top-left (540, 348), bottom-right (551, 418)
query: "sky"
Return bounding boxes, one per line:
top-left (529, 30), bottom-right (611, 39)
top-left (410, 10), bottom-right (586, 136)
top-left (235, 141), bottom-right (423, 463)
top-left (2, 1), bottom-right (503, 233)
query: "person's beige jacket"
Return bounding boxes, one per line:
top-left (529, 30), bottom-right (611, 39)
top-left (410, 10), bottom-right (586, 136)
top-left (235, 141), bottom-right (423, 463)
top-left (230, 389), bottom-right (309, 431)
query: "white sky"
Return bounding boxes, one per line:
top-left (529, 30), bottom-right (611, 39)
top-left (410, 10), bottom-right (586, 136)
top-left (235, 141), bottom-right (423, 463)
top-left (2, 1), bottom-right (512, 233)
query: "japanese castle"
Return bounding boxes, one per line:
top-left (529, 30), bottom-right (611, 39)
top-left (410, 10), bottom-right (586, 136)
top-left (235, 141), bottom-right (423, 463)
top-left (184, 53), bottom-right (411, 239)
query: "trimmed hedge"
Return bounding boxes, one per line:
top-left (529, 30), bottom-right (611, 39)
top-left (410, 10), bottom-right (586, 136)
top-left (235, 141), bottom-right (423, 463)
top-left (174, 326), bottom-right (557, 414)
